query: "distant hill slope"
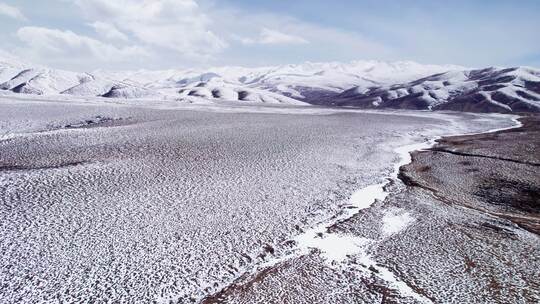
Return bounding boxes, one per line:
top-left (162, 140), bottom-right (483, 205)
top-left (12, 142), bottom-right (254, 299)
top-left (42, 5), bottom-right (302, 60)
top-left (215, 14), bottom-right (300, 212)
top-left (0, 57), bottom-right (538, 112)
top-left (320, 67), bottom-right (540, 113)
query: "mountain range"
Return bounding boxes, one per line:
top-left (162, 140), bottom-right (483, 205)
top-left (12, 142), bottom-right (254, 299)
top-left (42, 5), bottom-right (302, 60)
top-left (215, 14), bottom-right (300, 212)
top-left (1, 57), bottom-right (538, 113)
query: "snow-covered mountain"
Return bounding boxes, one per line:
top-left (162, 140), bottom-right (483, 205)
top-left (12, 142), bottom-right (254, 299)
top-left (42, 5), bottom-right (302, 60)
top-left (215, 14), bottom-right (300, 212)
top-left (0, 69), bottom-right (94, 95)
top-left (324, 67), bottom-right (540, 113)
top-left (0, 57), bottom-right (538, 112)
top-left (323, 67), bottom-right (540, 112)
top-left (177, 79), bottom-right (305, 105)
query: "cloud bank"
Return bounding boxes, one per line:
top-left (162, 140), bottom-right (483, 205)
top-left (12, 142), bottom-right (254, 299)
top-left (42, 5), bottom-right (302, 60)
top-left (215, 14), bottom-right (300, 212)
top-left (0, 0), bottom-right (537, 70)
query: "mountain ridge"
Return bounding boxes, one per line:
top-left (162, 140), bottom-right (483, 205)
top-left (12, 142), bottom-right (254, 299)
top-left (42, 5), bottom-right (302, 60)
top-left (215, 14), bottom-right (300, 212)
top-left (0, 57), bottom-right (538, 112)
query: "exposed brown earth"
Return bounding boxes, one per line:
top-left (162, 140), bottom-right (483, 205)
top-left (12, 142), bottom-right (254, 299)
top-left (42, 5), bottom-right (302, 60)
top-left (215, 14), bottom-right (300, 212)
top-left (400, 115), bottom-right (540, 234)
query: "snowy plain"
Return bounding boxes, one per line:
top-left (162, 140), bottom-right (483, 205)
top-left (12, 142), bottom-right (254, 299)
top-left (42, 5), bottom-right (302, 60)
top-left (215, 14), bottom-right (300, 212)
top-left (0, 95), bottom-right (518, 303)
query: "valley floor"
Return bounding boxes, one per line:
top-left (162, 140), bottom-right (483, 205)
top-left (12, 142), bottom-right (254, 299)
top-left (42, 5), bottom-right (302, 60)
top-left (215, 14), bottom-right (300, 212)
top-left (0, 97), bottom-right (536, 303)
top-left (205, 115), bottom-right (540, 303)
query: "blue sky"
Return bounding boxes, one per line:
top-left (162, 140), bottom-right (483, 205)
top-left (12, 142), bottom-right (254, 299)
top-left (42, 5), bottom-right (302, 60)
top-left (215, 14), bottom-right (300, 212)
top-left (0, 0), bottom-right (538, 70)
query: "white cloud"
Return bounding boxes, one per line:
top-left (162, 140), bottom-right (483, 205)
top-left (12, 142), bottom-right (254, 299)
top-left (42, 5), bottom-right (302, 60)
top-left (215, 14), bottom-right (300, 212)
top-left (241, 28), bottom-right (308, 45)
top-left (16, 26), bottom-right (148, 68)
top-left (0, 48), bottom-right (29, 68)
top-left (3, 0), bottom-right (393, 69)
top-left (0, 2), bottom-right (26, 21)
top-left (74, 0), bottom-right (228, 59)
top-left (217, 9), bottom-right (391, 64)
top-left (89, 21), bottom-right (129, 42)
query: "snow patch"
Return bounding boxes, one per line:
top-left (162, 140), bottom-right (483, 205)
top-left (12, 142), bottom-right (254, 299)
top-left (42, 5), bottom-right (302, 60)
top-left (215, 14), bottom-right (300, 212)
top-left (382, 210), bottom-right (415, 236)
